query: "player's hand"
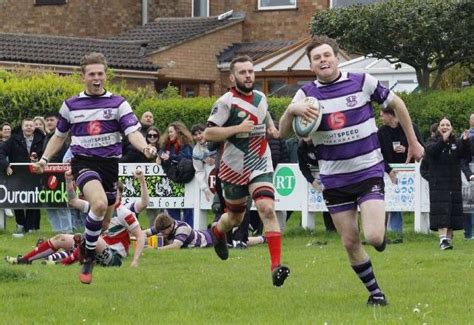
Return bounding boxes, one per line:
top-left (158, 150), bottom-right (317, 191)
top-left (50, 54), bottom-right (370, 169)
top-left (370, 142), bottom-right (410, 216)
top-left (32, 160), bottom-right (47, 174)
top-left (290, 100), bottom-right (319, 121)
top-left (6, 166), bottom-right (13, 176)
top-left (311, 179), bottom-right (322, 192)
top-left (406, 142), bottom-right (424, 163)
top-left (239, 116), bottom-right (254, 133)
top-left (267, 126), bottom-right (280, 139)
top-left (143, 145), bottom-right (157, 159)
top-left (388, 170), bottom-right (398, 185)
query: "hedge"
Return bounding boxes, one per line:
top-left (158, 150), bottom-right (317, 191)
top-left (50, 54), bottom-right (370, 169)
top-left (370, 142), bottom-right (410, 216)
top-left (0, 70), bottom-right (472, 139)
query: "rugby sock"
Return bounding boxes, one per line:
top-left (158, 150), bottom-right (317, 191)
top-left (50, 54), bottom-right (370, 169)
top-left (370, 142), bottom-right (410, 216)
top-left (265, 231), bottom-right (282, 271)
top-left (351, 259), bottom-right (383, 297)
top-left (22, 240), bottom-right (56, 262)
top-left (212, 222), bottom-right (225, 239)
top-left (48, 251), bottom-right (70, 262)
top-left (439, 234), bottom-right (448, 244)
top-left (84, 211), bottom-right (103, 251)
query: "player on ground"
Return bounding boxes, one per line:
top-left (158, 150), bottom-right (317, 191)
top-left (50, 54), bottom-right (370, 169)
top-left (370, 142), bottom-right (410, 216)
top-left (32, 53), bottom-right (156, 284)
top-left (203, 55), bottom-right (290, 287)
top-left (5, 169), bottom-right (148, 267)
top-left (279, 36), bottom-right (424, 305)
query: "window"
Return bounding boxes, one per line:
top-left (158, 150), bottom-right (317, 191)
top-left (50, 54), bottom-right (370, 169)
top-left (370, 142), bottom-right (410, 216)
top-left (192, 0), bottom-right (209, 17)
top-left (258, 0), bottom-right (296, 10)
top-left (35, 0), bottom-right (67, 5)
top-left (181, 84), bottom-right (199, 97)
top-left (330, 0), bottom-right (385, 9)
top-left (267, 79), bottom-right (287, 95)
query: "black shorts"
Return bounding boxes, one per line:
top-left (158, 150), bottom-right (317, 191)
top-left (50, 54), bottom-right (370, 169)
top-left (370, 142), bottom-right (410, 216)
top-left (322, 177), bottom-right (384, 214)
top-left (71, 155), bottom-right (119, 206)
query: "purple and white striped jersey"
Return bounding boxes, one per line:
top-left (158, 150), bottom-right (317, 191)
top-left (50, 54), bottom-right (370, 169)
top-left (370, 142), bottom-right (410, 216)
top-left (169, 221), bottom-right (213, 248)
top-left (55, 91), bottom-right (141, 159)
top-left (292, 72), bottom-right (394, 190)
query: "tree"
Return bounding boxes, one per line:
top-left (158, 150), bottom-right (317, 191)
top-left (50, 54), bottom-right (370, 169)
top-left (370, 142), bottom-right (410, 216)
top-left (311, 0), bottom-right (474, 90)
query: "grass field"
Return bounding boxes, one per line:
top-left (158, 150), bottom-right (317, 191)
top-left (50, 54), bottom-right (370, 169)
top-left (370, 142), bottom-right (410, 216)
top-left (1, 213), bottom-right (473, 324)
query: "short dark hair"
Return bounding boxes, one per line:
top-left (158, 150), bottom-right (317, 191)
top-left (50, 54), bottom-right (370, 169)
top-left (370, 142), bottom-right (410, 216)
top-left (154, 213), bottom-right (175, 232)
top-left (306, 36), bottom-right (340, 62)
top-left (230, 55), bottom-right (253, 72)
top-left (44, 111), bottom-right (57, 119)
top-left (381, 107), bottom-right (396, 117)
top-left (191, 124), bottom-right (206, 135)
top-left (80, 52), bottom-right (107, 73)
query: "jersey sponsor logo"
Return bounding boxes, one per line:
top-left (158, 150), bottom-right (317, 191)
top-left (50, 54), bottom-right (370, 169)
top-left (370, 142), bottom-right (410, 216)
top-left (345, 95), bottom-right (358, 107)
top-left (124, 214), bottom-right (135, 226)
top-left (87, 120), bottom-right (102, 135)
top-left (328, 112), bottom-right (346, 130)
top-left (103, 109), bottom-right (113, 119)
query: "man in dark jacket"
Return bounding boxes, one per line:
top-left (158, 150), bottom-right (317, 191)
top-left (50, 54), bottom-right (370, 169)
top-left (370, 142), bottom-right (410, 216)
top-left (0, 118), bottom-right (45, 236)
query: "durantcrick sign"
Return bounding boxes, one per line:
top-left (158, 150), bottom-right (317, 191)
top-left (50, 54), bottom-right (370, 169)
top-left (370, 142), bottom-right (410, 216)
top-left (0, 183), bottom-right (68, 205)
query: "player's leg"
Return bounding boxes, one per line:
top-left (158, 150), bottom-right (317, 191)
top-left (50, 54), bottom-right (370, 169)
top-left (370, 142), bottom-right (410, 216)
top-left (249, 178), bottom-right (290, 287)
top-left (5, 234), bottom-right (74, 264)
top-left (359, 200), bottom-right (386, 250)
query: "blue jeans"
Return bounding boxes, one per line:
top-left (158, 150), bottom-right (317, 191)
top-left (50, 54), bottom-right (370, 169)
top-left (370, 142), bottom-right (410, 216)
top-left (167, 209), bottom-right (194, 228)
top-left (387, 211), bottom-right (403, 234)
top-left (464, 213), bottom-right (474, 239)
top-left (46, 208), bottom-right (73, 233)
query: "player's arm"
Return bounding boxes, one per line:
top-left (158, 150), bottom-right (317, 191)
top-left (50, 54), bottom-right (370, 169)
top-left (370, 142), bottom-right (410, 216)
top-left (34, 134), bottom-right (67, 173)
top-left (386, 95), bottom-right (424, 162)
top-left (65, 170), bottom-right (90, 212)
top-left (203, 117), bottom-right (254, 142)
top-left (131, 169), bottom-right (149, 214)
top-left (279, 90), bottom-right (319, 138)
top-left (127, 131), bottom-right (156, 159)
top-left (129, 225), bottom-right (145, 267)
top-left (157, 240), bottom-right (182, 250)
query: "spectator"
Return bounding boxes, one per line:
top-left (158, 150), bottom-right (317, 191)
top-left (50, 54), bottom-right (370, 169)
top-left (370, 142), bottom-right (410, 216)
top-left (377, 107), bottom-right (424, 242)
top-left (43, 111), bottom-right (73, 234)
top-left (33, 116), bottom-right (47, 135)
top-left (422, 117), bottom-right (471, 249)
top-left (0, 122), bottom-right (12, 142)
top-left (121, 111), bottom-right (155, 162)
top-left (460, 113), bottom-right (474, 240)
top-left (0, 118), bottom-right (45, 236)
top-left (297, 138), bottom-right (336, 232)
top-left (158, 121), bottom-right (194, 227)
top-left (191, 124), bottom-right (216, 202)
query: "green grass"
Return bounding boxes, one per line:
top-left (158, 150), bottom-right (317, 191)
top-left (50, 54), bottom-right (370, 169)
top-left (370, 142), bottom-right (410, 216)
top-left (1, 213), bottom-right (473, 324)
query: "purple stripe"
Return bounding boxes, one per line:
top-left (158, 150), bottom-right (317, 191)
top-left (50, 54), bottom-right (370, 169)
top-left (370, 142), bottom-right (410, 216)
top-left (76, 170), bottom-right (101, 189)
top-left (57, 115), bottom-right (71, 133)
top-left (203, 230), bottom-right (213, 247)
top-left (327, 202), bottom-right (356, 214)
top-left (357, 192), bottom-right (384, 205)
top-left (370, 81), bottom-right (390, 104)
top-left (71, 120), bottom-right (120, 136)
top-left (319, 105), bottom-right (375, 132)
top-left (119, 112), bottom-right (139, 131)
top-left (66, 96), bottom-right (125, 111)
top-left (85, 215), bottom-right (103, 231)
top-left (302, 73), bottom-right (364, 99)
top-left (70, 143), bottom-right (122, 158)
top-left (317, 133), bottom-right (380, 161)
top-left (320, 161), bottom-right (384, 190)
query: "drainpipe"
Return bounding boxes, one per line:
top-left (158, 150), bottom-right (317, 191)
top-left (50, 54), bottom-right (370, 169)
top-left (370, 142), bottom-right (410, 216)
top-left (142, 0), bottom-right (148, 25)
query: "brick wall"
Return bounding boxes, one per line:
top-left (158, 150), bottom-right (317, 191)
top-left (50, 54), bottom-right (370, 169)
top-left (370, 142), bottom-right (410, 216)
top-left (148, 0), bottom-right (191, 19)
top-left (210, 0), bottom-right (328, 42)
top-left (0, 0), bottom-right (142, 38)
top-left (148, 23), bottom-right (243, 97)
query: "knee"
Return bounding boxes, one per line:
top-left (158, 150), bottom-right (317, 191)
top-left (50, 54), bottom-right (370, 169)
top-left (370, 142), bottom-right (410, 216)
top-left (91, 200), bottom-right (108, 216)
top-left (255, 200), bottom-right (275, 220)
top-left (341, 235), bottom-right (361, 252)
top-left (365, 233), bottom-right (384, 247)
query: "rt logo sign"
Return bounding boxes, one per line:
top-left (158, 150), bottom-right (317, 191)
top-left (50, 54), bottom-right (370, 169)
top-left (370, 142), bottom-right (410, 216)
top-left (274, 167), bottom-right (296, 196)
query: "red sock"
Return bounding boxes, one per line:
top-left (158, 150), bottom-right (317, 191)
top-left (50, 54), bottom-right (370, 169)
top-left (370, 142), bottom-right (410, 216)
top-left (23, 240), bottom-right (56, 262)
top-left (212, 223), bottom-right (225, 239)
top-left (61, 248), bottom-right (79, 265)
top-left (265, 231), bottom-right (282, 271)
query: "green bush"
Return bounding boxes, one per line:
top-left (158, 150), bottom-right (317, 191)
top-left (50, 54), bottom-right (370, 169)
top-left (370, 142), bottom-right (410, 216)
top-left (0, 69), bottom-right (472, 138)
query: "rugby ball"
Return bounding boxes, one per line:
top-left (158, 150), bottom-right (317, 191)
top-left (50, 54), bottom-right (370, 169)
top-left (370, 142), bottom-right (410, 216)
top-left (292, 96), bottom-right (322, 137)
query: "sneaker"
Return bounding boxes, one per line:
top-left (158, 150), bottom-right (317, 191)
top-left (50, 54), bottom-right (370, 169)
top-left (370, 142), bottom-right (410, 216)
top-left (79, 249), bottom-right (96, 285)
top-left (367, 294), bottom-right (388, 306)
top-left (439, 239), bottom-right (453, 250)
top-left (73, 233), bottom-right (86, 263)
top-left (211, 224), bottom-right (229, 260)
top-left (5, 255), bottom-right (30, 265)
top-left (233, 240), bottom-right (248, 249)
top-left (374, 237), bottom-right (387, 252)
top-left (272, 265), bottom-right (290, 287)
top-left (12, 225), bottom-right (25, 238)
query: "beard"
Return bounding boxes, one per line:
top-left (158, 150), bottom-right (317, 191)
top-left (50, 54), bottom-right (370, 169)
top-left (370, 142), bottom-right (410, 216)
top-left (235, 80), bottom-right (253, 94)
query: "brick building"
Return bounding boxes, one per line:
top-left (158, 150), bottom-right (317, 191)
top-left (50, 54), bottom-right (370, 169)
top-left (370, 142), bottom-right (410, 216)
top-left (0, 0), bottom-right (331, 96)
